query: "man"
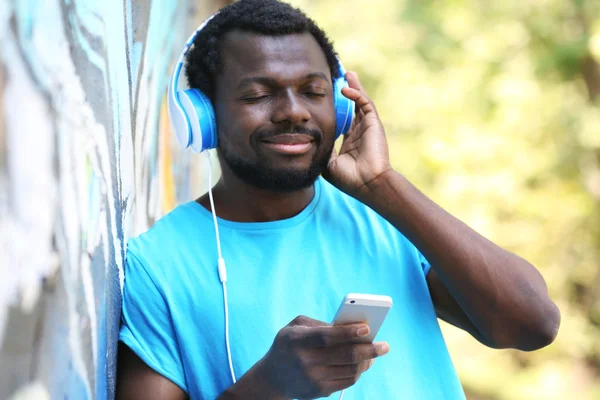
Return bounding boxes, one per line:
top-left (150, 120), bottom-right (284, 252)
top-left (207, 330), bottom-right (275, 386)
top-left (116, 1), bottom-right (561, 399)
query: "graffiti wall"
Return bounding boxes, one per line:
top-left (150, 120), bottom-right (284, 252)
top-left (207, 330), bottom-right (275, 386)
top-left (0, 0), bottom-right (221, 398)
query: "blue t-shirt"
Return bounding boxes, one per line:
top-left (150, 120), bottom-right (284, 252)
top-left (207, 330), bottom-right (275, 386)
top-left (119, 178), bottom-right (465, 399)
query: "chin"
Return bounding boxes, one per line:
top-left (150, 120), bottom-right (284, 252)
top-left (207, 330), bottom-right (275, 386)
top-left (220, 145), bottom-right (328, 192)
top-left (234, 164), bottom-right (322, 193)
top-left (271, 157), bottom-right (314, 171)
top-left (259, 167), bottom-right (321, 192)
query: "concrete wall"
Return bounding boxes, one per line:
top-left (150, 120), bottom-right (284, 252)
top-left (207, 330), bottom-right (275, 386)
top-left (0, 0), bottom-right (221, 398)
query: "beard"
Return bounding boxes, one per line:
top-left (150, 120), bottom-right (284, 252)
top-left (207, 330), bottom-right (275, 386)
top-left (218, 127), bottom-right (334, 193)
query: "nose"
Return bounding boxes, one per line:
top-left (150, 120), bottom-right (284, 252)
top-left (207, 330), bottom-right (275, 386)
top-left (271, 90), bottom-right (311, 126)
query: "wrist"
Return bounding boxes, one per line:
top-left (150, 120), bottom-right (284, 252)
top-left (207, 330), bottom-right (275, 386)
top-left (358, 168), bottom-right (402, 204)
top-left (366, 167), bottom-right (397, 191)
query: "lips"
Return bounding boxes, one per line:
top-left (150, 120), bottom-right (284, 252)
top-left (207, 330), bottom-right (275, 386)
top-left (261, 134), bottom-right (315, 145)
top-left (260, 134), bottom-right (315, 155)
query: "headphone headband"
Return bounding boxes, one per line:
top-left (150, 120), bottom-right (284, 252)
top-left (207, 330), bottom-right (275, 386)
top-left (168, 14), bottom-right (219, 150)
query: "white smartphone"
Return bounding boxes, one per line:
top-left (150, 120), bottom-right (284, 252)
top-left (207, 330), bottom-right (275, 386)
top-left (331, 293), bottom-right (393, 343)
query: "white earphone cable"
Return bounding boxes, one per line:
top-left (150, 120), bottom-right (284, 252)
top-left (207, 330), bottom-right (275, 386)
top-left (206, 152), bottom-right (236, 384)
top-left (222, 281), bottom-right (236, 384)
top-left (207, 153), bottom-right (223, 261)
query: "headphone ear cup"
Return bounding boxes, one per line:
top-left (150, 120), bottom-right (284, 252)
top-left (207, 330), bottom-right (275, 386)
top-left (178, 89), bottom-right (218, 152)
top-left (333, 75), bottom-right (355, 138)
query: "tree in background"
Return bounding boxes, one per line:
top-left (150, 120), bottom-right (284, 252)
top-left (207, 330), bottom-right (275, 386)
top-left (286, 0), bottom-right (600, 398)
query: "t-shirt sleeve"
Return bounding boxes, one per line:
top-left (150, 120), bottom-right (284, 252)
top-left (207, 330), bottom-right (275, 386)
top-left (418, 250), bottom-right (432, 276)
top-left (119, 248), bottom-right (188, 393)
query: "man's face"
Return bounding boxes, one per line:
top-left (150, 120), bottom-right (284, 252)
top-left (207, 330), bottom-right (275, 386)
top-left (213, 31), bottom-right (337, 192)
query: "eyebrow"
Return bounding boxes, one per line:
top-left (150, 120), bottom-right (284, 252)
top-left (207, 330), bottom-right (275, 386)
top-left (236, 72), bottom-right (329, 90)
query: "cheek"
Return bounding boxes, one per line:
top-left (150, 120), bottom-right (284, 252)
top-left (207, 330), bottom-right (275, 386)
top-left (215, 104), bottom-right (264, 151)
top-left (312, 103), bottom-right (336, 138)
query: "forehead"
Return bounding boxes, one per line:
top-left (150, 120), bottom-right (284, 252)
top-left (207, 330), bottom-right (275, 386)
top-left (218, 31), bottom-right (331, 82)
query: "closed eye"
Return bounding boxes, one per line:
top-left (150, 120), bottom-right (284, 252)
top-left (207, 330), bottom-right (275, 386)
top-left (241, 94), bottom-right (271, 103)
top-left (304, 92), bottom-right (326, 98)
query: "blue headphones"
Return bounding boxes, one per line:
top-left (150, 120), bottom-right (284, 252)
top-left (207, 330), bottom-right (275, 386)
top-left (167, 14), bottom-right (355, 153)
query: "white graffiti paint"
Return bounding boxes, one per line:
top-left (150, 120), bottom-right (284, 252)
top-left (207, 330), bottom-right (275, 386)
top-left (8, 382), bottom-right (50, 400)
top-left (0, 0), bottom-right (58, 346)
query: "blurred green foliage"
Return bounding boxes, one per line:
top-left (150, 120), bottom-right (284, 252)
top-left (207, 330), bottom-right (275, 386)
top-left (288, 0), bottom-right (600, 398)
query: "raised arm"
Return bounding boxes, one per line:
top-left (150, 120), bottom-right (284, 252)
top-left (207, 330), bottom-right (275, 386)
top-left (325, 71), bottom-right (561, 351)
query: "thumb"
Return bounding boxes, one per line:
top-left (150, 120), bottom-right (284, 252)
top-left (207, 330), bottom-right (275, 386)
top-left (327, 146), bottom-right (338, 168)
top-left (322, 147), bottom-right (338, 182)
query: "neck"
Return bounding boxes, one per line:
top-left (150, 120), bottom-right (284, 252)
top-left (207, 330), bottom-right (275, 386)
top-left (198, 165), bottom-right (316, 223)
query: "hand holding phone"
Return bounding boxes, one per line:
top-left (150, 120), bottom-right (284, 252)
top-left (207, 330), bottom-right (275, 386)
top-left (259, 313), bottom-right (390, 399)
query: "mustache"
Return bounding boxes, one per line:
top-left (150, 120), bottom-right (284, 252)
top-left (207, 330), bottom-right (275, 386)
top-left (254, 126), bottom-right (322, 142)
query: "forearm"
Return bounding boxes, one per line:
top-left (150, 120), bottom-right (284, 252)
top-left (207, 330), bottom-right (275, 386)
top-left (360, 170), bottom-right (560, 349)
top-left (217, 358), bottom-right (289, 400)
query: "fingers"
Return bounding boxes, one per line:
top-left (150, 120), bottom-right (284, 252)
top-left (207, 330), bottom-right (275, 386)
top-left (322, 360), bottom-right (374, 393)
top-left (314, 342), bottom-right (390, 365)
top-left (325, 376), bottom-right (361, 394)
top-left (344, 71), bottom-right (362, 90)
top-left (342, 86), bottom-right (376, 114)
top-left (326, 358), bottom-right (374, 379)
top-left (290, 323), bottom-right (371, 348)
top-left (341, 71), bottom-right (377, 117)
top-left (309, 359), bottom-right (376, 395)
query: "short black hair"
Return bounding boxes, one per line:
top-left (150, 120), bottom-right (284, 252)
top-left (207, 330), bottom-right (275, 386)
top-left (185, 0), bottom-right (340, 101)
